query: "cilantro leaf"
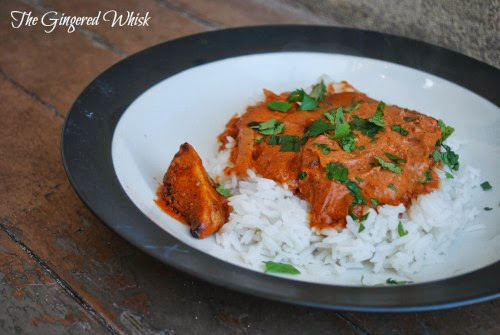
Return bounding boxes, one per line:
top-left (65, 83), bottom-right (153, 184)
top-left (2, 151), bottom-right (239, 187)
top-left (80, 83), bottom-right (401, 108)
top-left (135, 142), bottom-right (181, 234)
top-left (349, 209), bottom-right (359, 221)
top-left (384, 152), bottom-right (405, 165)
top-left (287, 89), bottom-right (305, 102)
top-left (355, 177), bottom-right (364, 183)
top-left (480, 181), bottom-right (492, 191)
top-left (338, 133), bottom-right (356, 152)
top-left (445, 171), bottom-right (454, 179)
top-left (248, 119), bottom-right (285, 135)
top-left (419, 168), bottom-right (433, 184)
top-left (374, 156), bottom-right (402, 174)
top-left (391, 125), bottom-right (409, 136)
top-left (397, 221), bottom-right (408, 237)
top-left (368, 101), bottom-right (385, 127)
top-left (299, 93), bottom-right (318, 111)
top-left (216, 184), bottom-right (231, 197)
top-left (305, 119), bottom-right (335, 137)
top-left (333, 107), bottom-right (350, 138)
top-left (264, 261), bottom-right (300, 274)
top-left (371, 198), bottom-right (378, 206)
top-left (323, 110), bottom-right (335, 123)
top-left (437, 119), bottom-right (454, 142)
top-left (343, 98), bottom-right (361, 113)
top-left (359, 223), bottom-right (365, 233)
top-left (433, 144), bottom-right (459, 171)
top-left (298, 171), bottom-right (307, 180)
top-left (484, 207), bottom-right (493, 211)
top-left (388, 183), bottom-right (397, 191)
top-left (267, 135), bottom-right (305, 152)
top-left (312, 143), bottom-right (333, 155)
top-left (345, 180), bottom-right (367, 206)
top-left (350, 115), bottom-right (383, 139)
top-left (360, 212), bottom-right (369, 222)
top-left (267, 101), bottom-right (292, 113)
top-left (309, 80), bottom-right (326, 102)
top-left (325, 162), bottom-right (348, 182)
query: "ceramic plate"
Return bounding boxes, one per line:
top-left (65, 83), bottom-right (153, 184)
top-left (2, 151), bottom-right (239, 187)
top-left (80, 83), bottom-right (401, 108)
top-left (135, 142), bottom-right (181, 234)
top-left (62, 26), bottom-right (500, 311)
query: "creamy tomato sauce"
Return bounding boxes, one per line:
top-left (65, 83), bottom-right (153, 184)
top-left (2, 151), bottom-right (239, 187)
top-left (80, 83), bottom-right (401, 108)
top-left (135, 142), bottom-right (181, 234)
top-left (219, 86), bottom-right (442, 229)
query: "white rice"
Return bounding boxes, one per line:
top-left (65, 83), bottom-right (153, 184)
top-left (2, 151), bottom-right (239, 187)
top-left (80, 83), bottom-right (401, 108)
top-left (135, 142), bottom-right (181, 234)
top-left (206, 137), bottom-right (483, 282)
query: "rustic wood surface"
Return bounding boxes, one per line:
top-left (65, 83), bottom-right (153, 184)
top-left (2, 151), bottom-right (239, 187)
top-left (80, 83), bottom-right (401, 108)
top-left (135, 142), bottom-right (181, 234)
top-left (1, 0), bottom-right (498, 334)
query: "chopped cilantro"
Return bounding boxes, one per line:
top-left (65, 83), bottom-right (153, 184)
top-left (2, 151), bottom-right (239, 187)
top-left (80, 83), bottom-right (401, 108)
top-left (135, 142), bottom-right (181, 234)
top-left (384, 152), bottom-right (405, 165)
top-left (267, 101), bottom-right (292, 113)
top-left (349, 209), bottom-right (359, 221)
top-left (305, 119), bottom-right (335, 137)
top-left (391, 125), bottom-right (409, 136)
top-left (437, 119), bottom-right (454, 142)
top-left (267, 135), bottom-right (304, 152)
top-left (355, 177), bottom-right (364, 183)
top-left (309, 80), bottom-right (326, 102)
top-left (333, 107), bottom-right (350, 138)
top-left (374, 156), bottom-right (402, 174)
top-left (359, 223), bottom-right (365, 233)
top-left (299, 93), bottom-right (318, 111)
top-left (345, 180), bottom-right (367, 206)
top-left (248, 119), bottom-right (285, 135)
top-left (388, 183), bottom-right (397, 191)
top-left (397, 221), bottom-right (408, 237)
top-left (432, 144), bottom-right (459, 171)
top-left (343, 99), bottom-right (361, 113)
top-left (403, 116), bottom-right (418, 122)
top-left (298, 171), bottom-right (307, 180)
top-left (484, 207), bottom-right (493, 211)
top-left (445, 171), bottom-right (454, 179)
top-left (370, 198), bottom-right (378, 206)
top-left (264, 261), bottom-right (300, 274)
top-left (419, 168), bottom-right (433, 184)
top-left (325, 162), bottom-right (348, 182)
top-left (350, 115), bottom-right (383, 139)
top-left (360, 212), bottom-right (369, 222)
top-left (480, 181), bottom-right (492, 191)
top-left (386, 278), bottom-right (413, 285)
top-left (215, 184), bottom-right (231, 197)
top-left (312, 143), bottom-right (333, 155)
top-left (368, 101), bottom-right (385, 127)
top-left (287, 89), bottom-right (305, 102)
top-left (323, 110), bottom-right (335, 123)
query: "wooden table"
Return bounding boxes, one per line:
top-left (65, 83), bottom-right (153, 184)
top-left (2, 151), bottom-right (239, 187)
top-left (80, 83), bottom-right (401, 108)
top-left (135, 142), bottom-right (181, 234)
top-left (1, 1), bottom-right (498, 333)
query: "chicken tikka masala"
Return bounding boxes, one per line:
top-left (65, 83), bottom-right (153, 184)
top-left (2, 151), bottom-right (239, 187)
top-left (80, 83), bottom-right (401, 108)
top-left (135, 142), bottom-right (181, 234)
top-left (157, 80), bottom-right (458, 238)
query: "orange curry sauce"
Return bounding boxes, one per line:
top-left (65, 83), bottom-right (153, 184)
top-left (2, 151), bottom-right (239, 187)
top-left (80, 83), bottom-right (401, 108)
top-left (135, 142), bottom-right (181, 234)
top-left (218, 85), bottom-right (442, 229)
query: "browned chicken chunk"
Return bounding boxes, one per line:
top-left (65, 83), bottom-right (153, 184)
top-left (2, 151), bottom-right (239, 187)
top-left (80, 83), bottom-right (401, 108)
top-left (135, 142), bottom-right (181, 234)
top-left (159, 143), bottom-right (229, 238)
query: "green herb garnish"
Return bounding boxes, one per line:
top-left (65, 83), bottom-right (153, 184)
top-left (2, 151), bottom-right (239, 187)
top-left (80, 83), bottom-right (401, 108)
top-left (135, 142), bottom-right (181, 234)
top-left (445, 171), bottom-right (454, 179)
top-left (480, 181), bottom-right (492, 191)
top-left (384, 152), bottom-right (405, 165)
top-left (484, 207), bottom-right (493, 211)
top-left (325, 162), bottom-right (349, 182)
top-left (437, 119), bottom-right (454, 142)
top-left (299, 93), bottom-right (318, 111)
top-left (333, 107), bottom-right (350, 138)
top-left (337, 132), bottom-right (356, 152)
top-left (287, 89), bottom-right (305, 102)
top-left (355, 177), bottom-right (364, 183)
top-left (298, 171), bottom-right (307, 180)
top-left (359, 223), bottom-right (365, 233)
top-left (267, 135), bottom-right (305, 152)
top-left (264, 261), bottom-right (301, 274)
top-left (419, 168), bottom-right (433, 184)
top-left (397, 221), bottom-right (408, 237)
top-left (360, 212), bottom-right (369, 222)
top-left (371, 198), bottom-right (378, 206)
top-left (432, 144), bottom-right (459, 171)
top-left (374, 156), bottom-right (402, 174)
top-left (305, 119), bottom-right (335, 137)
top-left (388, 183), bottom-right (397, 191)
top-left (267, 101), bottom-right (292, 113)
top-left (391, 125), bottom-right (408, 136)
top-left (350, 115), bottom-right (383, 139)
top-left (309, 80), bottom-right (326, 102)
top-left (312, 143), bottom-right (333, 155)
top-left (349, 209), bottom-right (359, 221)
top-left (248, 119), bottom-right (285, 135)
top-left (368, 101), bottom-right (385, 127)
top-left (216, 184), bottom-right (231, 197)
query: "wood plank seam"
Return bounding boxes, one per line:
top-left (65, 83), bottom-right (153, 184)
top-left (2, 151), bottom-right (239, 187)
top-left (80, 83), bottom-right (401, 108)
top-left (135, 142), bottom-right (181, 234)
top-left (335, 312), bottom-right (372, 335)
top-left (0, 220), bottom-right (118, 335)
top-left (154, 0), bottom-right (222, 29)
top-left (0, 69), bottom-right (65, 120)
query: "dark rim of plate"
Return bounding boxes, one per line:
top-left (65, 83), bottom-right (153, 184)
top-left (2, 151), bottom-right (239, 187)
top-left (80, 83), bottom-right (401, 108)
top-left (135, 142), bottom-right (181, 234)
top-left (61, 25), bottom-right (500, 312)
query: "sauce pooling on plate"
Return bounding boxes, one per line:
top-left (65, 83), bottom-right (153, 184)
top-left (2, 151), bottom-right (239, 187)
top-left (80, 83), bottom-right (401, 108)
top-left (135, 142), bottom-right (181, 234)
top-left (218, 82), bottom-right (442, 229)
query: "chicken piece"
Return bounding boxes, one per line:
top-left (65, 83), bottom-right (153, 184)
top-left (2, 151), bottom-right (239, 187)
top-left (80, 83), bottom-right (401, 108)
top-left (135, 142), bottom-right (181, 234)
top-left (160, 143), bottom-right (229, 238)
